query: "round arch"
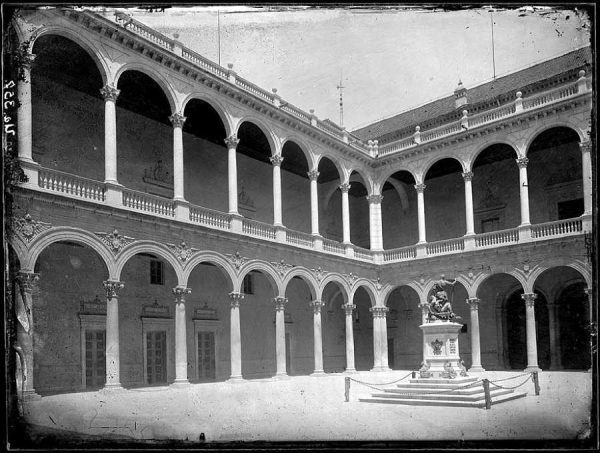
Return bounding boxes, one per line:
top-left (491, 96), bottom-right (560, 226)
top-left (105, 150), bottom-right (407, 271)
top-left (421, 155), bottom-right (466, 182)
top-left (467, 140), bottom-right (519, 171)
top-left (182, 251), bottom-right (237, 291)
top-left (318, 273), bottom-right (350, 301)
top-left (237, 260), bottom-right (281, 296)
top-left (524, 122), bottom-right (587, 153)
top-left (6, 236), bottom-right (29, 271)
top-left (281, 136), bottom-right (317, 170)
top-left (235, 116), bottom-right (280, 155)
top-left (382, 283), bottom-right (421, 307)
top-left (315, 153), bottom-right (346, 182)
top-left (281, 268), bottom-right (318, 300)
top-left (378, 166), bottom-right (419, 191)
top-left (115, 62), bottom-right (179, 113)
top-left (474, 271), bottom-right (526, 299)
top-left (115, 241), bottom-right (184, 284)
top-left (348, 169), bottom-right (374, 195)
top-left (350, 280), bottom-right (378, 306)
top-left (181, 93), bottom-right (234, 136)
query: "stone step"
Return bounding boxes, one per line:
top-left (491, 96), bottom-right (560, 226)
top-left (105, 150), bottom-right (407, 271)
top-left (359, 390), bottom-right (527, 408)
top-left (408, 376), bottom-right (479, 385)
top-left (384, 385), bottom-right (497, 396)
top-left (396, 381), bottom-right (481, 391)
top-left (371, 388), bottom-right (513, 401)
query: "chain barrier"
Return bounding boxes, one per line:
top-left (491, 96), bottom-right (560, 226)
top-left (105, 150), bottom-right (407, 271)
top-left (488, 371), bottom-right (530, 383)
top-left (347, 371), bottom-right (414, 388)
top-left (489, 373), bottom-right (532, 390)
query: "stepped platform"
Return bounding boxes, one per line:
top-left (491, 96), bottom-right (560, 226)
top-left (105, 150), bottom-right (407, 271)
top-left (359, 376), bottom-right (527, 408)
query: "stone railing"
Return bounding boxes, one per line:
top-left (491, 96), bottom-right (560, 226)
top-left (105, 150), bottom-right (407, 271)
top-left (322, 238), bottom-right (346, 255)
top-left (234, 78), bottom-right (274, 103)
top-left (189, 204), bottom-right (231, 230)
top-left (38, 167), bottom-right (106, 202)
top-left (286, 230), bottom-right (314, 248)
top-left (280, 103), bottom-right (312, 123)
top-left (383, 245), bottom-right (417, 262)
top-left (122, 188), bottom-right (175, 217)
top-left (354, 247), bottom-right (374, 261)
top-left (522, 81), bottom-right (579, 110)
top-left (182, 48), bottom-right (229, 79)
top-left (531, 218), bottom-right (582, 239)
top-left (426, 237), bottom-right (465, 255)
top-left (468, 103), bottom-right (516, 128)
top-left (474, 228), bottom-right (519, 247)
top-left (378, 136), bottom-right (415, 156)
top-left (115, 11), bottom-right (174, 50)
top-left (419, 121), bottom-right (463, 142)
top-left (242, 218), bottom-right (277, 240)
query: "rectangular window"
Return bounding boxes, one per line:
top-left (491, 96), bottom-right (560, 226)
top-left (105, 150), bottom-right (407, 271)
top-left (85, 330), bottom-right (106, 388)
top-left (150, 260), bottom-right (164, 285)
top-left (197, 332), bottom-right (216, 380)
top-left (242, 273), bottom-right (253, 295)
top-left (146, 330), bottom-right (167, 384)
top-left (481, 217), bottom-right (500, 233)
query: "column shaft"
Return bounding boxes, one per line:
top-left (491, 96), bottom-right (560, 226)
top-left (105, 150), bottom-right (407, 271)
top-left (343, 304), bottom-right (356, 372)
top-left (170, 113), bottom-right (186, 201)
top-left (309, 172), bottom-right (320, 235)
top-left (522, 293), bottom-right (540, 371)
top-left (225, 136), bottom-right (240, 214)
top-left (463, 172), bottom-right (475, 235)
top-left (581, 142), bottom-right (592, 215)
top-left (340, 184), bottom-right (351, 243)
top-left (229, 293), bottom-right (243, 379)
top-left (311, 301), bottom-right (324, 374)
top-left (15, 272), bottom-right (39, 395)
top-left (467, 298), bottom-right (484, 371)
top-left (104, 280), bottom-right (124, 388)
top-left (367, 195), bottom-right (383, 250)
top-left (101, 85), bottom-right (120, 184)
top-left (415, 184), bottom-right (427, 242)
top-left (271, 156), bottom-right (283, 226)
top-left (517, 158), bottom-right (531, 226)
top-left (173, 286), bottom-right (190, 384)
top-left (274, 297), bottom-right (287, 376)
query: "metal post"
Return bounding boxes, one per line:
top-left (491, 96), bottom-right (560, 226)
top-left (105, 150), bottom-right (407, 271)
top-left (482, 379), bottom-right (491, 409)
top-left (344, 376), bottom-right (350, 402)
top-left (532, 371), bottom-right (540, 395)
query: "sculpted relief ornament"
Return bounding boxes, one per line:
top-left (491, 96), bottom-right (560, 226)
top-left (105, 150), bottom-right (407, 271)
top-left (272, 259), bottom-right (294, 276)
top-left (227, 251), bottom-right (248, 270)
top-left (95, 229), bottom-right (135, 254)
top-left (12, 214), bottom-right (51, 243)
top-left (168, 241), bottom-right (197, 262)
top-left (312, 267), bottom-right (326, 283)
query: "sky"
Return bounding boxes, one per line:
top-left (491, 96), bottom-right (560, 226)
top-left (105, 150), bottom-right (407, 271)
top-left (100, 5), bottom-right (590, 131)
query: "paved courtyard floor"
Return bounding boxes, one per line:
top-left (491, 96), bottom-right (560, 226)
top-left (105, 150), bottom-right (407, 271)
top-left (9, 370), bottom-right (595, 449)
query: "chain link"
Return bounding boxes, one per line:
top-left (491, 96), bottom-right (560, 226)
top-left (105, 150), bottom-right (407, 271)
top-left (489, 374), bottom-right (532, 390)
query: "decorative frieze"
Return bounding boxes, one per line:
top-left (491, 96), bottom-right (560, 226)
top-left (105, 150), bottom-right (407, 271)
top-left (227, 251), bottom-right (248, 270)
top-left (343, 272), bottom-right (358, 285)
top-left (272, 259), bottom-right (294, 276)
top-left (12, 214), bottom-right (51, 243)
top-left (103, 280), bottom-right (124, 299)
top-left (224, 134), bottom-right (240, 149)
top-left (168, 241), bottom-right (197, 262)
top-left (96, 229), bottom-right (135, 254)
top-left (311, 267), bottom-right (327, 283)
top-left (100, 84), bottom-right (120, 102)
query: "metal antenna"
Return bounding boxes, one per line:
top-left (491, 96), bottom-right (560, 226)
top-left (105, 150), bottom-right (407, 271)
top-left (336, 71), bottom-right (345, 127)
top-left (217, 9), bottom-right (221, 66)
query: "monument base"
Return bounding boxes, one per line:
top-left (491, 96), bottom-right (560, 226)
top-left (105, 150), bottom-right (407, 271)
top-left (419, 321), bottom-right (465, 378)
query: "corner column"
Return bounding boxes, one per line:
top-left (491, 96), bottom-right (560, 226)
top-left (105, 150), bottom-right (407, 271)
top-left (229, 292), bottom-right (244, 380)
top-left (225, 135), bottom-right (240, 215)
top-left (366, 194), bottom-right (384, 251)
top-left (466, 298), bottom-right (485, 372)
top-left (342, 303), bottom-right (356, 372)
top-left (370, 306), bottom-right (390, 371)
top-left (516, 157), bottom-right (531, 226)
top-left (340, 183), bottom-right (352, 244)
top-left (522, 293), bottom-right (541, 372)
top-left (17, 51), bottom-right (36, 162)
top-left (15, 272), bottom-right (40, 398)
top-left (103, 280), bottom-right (124, 389)
top-left (274, 296), bottom-right (288, 377)
top-left (308, 170), bottom-right (320, 236)
top-left (310, 300), bottom-right (325, 375)
top-left (169, 113), bottom-right (187, 201)
top-left (415, 183), bottom-right (427, 243)
top-left (270, 155), bottom-right (284, 226)
top-left (100, 85), bottom-right (120, 184)
top-left (172, 286), bottom-right (191, 385)
top-left (462, 171), bottom-right (475, 236)
top-left (580, 141), bottom-right (592, 216)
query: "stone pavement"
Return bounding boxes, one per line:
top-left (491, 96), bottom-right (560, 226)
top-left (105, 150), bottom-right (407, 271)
top-left (10, 370), bottom-right (594, 447)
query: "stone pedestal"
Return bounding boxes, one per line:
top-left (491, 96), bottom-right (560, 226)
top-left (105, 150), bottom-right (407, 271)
top-left (419, 321), bottom-right (463, 378)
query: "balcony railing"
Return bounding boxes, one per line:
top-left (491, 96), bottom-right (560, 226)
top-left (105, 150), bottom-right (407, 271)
top-left (474, 228), bottom-right (519, 248)
top-left (122, 188), bottom-right (175, 217)
top-left (242, 218), bottom-right (276, 240)
top-left (189, 205), bottom-right (231, 230)
top-left (383, 245), bottom-right (417, 262)
top-left (322, 238), bottom-right (346, 255)
top-left (531, 218), bottom-right (582, 239)
top-left (286, 230), bottom-right (314, 248)
top-left (38, 168), bottom-right (106, 202)
top-left (426, 237), bottom-right (465, 255)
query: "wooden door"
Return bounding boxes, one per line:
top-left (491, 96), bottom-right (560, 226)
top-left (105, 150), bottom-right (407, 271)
top-left (85, 330), bottom-right (106, 388)
top-left (146, 331), bottom-right (167, 384)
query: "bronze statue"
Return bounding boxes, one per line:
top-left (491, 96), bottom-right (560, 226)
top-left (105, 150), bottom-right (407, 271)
top-left (426, 274), bottom-right (461, 322)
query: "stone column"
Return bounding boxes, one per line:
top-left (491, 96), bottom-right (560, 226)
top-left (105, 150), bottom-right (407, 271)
top-left (225, 135), bottom-right (240, 214)
top-left (340, 183), bottom-right (351, 244)
top-left (310, 300), bottom-right (325, 375)
top-left (522, 293), bottom-right (541, 372)
top-left (342, 303), bottom-right (357, 372)
top-left (370, 306), bottom-right (390, 371)
top-left (17, 51), bottom-right (36, 162)
top-left (229, 292), bottom-right (244, 380)
top-left (270, 155), bottom-right (284, 226)
top-left (466, 298), bottom-right (485, 372)
top-left (366, 194), bottom-right (384, 251)
top-left (274, 296), bottom-right (288, 377)
top-left (462, 172), bottom-right (475, 235)
top-left (415, 183), bottom-right (427, 243)
top-left (172, 286), bottom-right (191, 384)
top-left (308, 170), bottom-right (320, 235)
top-left (580, 141), bottom-right (592, 216)
top-left (169, 113), bottom-right (187, 201)
top-left (15, 272), bottom-right (39, 397)
top-left (516, 157), bottom-right (531, 226)
top-left (103, 280), bottom-right (124, 389)
top-left (100, 84), bottom-right (120, 184)
top-left (547, 303), bottom-right (562, 370)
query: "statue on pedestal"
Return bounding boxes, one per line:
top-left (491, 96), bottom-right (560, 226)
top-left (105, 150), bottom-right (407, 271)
top-left (426, 274), bottom-right (462, 322)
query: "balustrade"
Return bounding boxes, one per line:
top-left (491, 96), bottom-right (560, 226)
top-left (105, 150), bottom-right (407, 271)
top-left (242, 218), bottom-right (276, 240)
top-left (475, 228), bottom-right (519, 247)
top-left (122, 188), bottom-right (175, 217)
top-left (383, 245), bottom-right (417, 262)
top-left (286, 230), bottom-right (314, 248)
top-left (322, 238), bottom-right (346, 255)
top-left (189, 204), bottom-right (231, 230)
top-left (234, 78), bottom-right (274, 102)
top-left (531, 218), bottom-right (582, 238)
top-left (354, 247), bottom-right (374, 261)
top-left (426, 237), bottom-right (465, 255)
top-left (38, 168), bottom-right (105, 201)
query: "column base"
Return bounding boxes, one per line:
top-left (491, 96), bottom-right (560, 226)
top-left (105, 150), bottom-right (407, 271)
top-left (227, 375), bottom-right (245, 383)
top-left (101, 383), bottom-right (125, 392)
top-left (170, 379), bottom-right (191, 388)
top-left (310, 370), bottom-right (326, 377)
top-left (272, 373), bottom-right (290, 380)
top-left (468, 365), bottom-right (485, 373)
top-left (343, 368), bottom-right (357, 374)
top-left (524, 366), bottom-right (541, 373)
top-left (370, 366), bottom-right (391, 372)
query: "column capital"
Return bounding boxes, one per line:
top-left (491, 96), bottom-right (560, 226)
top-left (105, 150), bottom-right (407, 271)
top-left (462, 171), bottom-right (474, 182)
top-left (172, 286), bottom-right (191, 303)
top-left (270, 154), bottom-right (284, 167)
top-left (229, 291), bottom-right (244, 307)
top-left (521, 292), bottom-right (537, 307)
top-left (339, 182), bottom-right (351, 193)
top-left (169, 112), bottom-right (187, 128)
top-left (366, 194), bottom-right (383, 204)
top-left (369, 306), bottom-right (389, 318)
top-left (342, 303), bottom-right (356, 315)
top-left (307, 170), bottom-right (320, 181)
top-left (224, 134), bottom-right (240, 149)
top-left (103, 280), bottom-right (124, 299)
top-left (580, 141), bottom-right (592, 154)
top-left (16, 272), bottom-right (39, 292)
top-left (516, 157), bottom-right (529, 169)
top-left (466, 297), bottom-right (480, 310)
top-left (274, 296), bottom-right (288, 311)
top-left (414, 183), bottom-right (426, 193)
top-left (17, 50), bottom-right (36, 69)
top-left (100, 84), bottom-right (120, 102)
top-left (310, 300), bottom-right (324, 314)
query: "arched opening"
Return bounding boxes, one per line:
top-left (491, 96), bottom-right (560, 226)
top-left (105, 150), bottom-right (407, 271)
top-left (31, 35), bottom-right (105, 180)
top-left (321, 281), bottom-right (347, 373)
top-left (33, 241), bottom-right (109, 394)
top-left (381, 171), bottom-right (418, 249)
top-left (353, 286), bottom-right (374, 370)
top-left (281, 141), bottom-right (311, 233)
top-left (424, 158), bottom-right (465, 241)
top-left (319, 157), bottom-right (343, 242)
top-left (182, 99), bottom-right (228, 211)
top-left (527, 127), bottom-right (583, 224)
top-left (385, 285), bottom-right (421, 370)
top-left (283, 276), bottom-right (315, 375)
top-left (187, 261), bottom-right (234, 382)
top-left (348, 171), bottom-right (370, 249)
top-left (119, 251), bottom-right (179, 387)
top-left (472, 144), bottom-right (520, 233)
top-left (236, 122), bottom-right (273, 224)
top-left (238, 269), bottom-right (277, 378)
top-left (116, 70), bottom-right (173, 194)
top-left (533, 266), bottom-right (589, 370)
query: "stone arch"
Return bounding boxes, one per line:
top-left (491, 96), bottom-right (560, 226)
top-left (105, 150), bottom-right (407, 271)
top-left (26, 227), bottom-right (115, 277)
top-left (382, 283), bottom-right (422, 307)
top-left (281, 136), bottom-right (317, 171)
top-left (350, 280), bottom-right (378, 306)
top-left (234, 116), bottom-right (279, 155)
top-left (524, 122), bottom-right (587, 153)
top-left (378, 166), bottom-right (419, 192)
top-left (315, 153), bottom-right (346, 182)
top-left (467, 140), bottom-right (519, 171)
top-left (6, 236), bottom-right (29, 271)
top-left (115, 62), bottom-right (178, 113)
top-left (27, 26), bottom-right (110, 85)
top-left (474, 271), bottom-right (526, 299)
top-left (115, 241), bottom-right (183, 284)
top-left (282, 268), bottom-right (318, 301)
top-left (182, 251), bottom-right (236, 291)
top-left (237, 260), bottom-right (281, 296)
top-left (318, 273), bottom-right (350, 301)
top-left (420, 155), bottom-right (466, 182)
top-left (181, 93), bottom-right (234, 136)
top-left (348, 169), bottom-right (374, 195)
top-left (531, 261), bottom-right (591, 291)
